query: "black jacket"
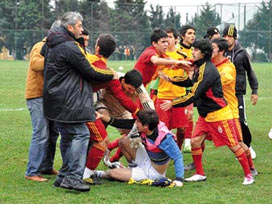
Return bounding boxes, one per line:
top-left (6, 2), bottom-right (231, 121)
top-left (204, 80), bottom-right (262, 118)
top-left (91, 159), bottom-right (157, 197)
top-left (171, 59), bottom-right (227, 117)
top-left (224, 42), bottom-right (258, 95)
top-left (43, 26), bottom-right (113, 123)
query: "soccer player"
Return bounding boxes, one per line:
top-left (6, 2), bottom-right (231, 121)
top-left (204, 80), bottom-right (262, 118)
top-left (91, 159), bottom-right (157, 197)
top-left (177, 25), bottom-right (196, 154)
top-left (160, 39), bottom-right (254, 185)
top-left (94, 109), bottom-right (184, 187)
top-left (155, 28), bottom-right (191, 150)
top-left (223, 24), bottom-right (259, 159)
top-left (211, 37), bottom-right (258, 176)
top-left (134, 28), bottom-right (191, 87)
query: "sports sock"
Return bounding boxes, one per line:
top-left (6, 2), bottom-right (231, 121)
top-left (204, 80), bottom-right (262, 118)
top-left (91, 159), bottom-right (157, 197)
top-left (110, 147), bottom-right (123, 162)
top-left (176, 129), bottom-right (185, 149)
top-left (235, 147), bottom-right (251, 176)
top-left (246, 149), bottom-right (255, 169)
top-left (95, 170), bottom-right (106, 178)
top-left (191, 147), bottom-right (205, 176)
top-left (107, 139), bottom-right (120, 151)
top-left (83, 167), bottom-right (94, 179)
top-left (86, 145), bottom-right (104, 170)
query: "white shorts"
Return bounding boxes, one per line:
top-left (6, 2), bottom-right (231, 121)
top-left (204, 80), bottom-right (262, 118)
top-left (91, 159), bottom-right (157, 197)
top-left (131, 144), bottom-right (165, 181)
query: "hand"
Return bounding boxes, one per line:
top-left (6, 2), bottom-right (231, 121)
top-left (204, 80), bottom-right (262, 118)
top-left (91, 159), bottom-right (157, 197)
top-left (95, 111), bottom-right (110, 122)
top-left (160, 100), bottom-right (172, 111)
top-left (173, 180), bottom-right (183, 187)
top-left (113, 71), bottom-right (119, 80)
top-left (158, 71), bottom-right (171, 82)
top-left (251, 94), bottom-right (258, 105)
top-left (176, 60), bottom-right (194, 71)
top-left (185, 109), bottom-right (193, 120)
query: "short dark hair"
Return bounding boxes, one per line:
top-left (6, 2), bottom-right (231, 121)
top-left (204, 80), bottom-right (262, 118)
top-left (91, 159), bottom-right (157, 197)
top-left (82, 27), bottom-right (89, 36)
top-left (192, 39), bottom-right (213, 60)
top-left (212, 38), bottom-right (228, 53)
top-left (136, 109), bottom-right (159, 131)
top-left (180, 25), bottom-right (195, 37)
top-left (150, 28), bottom-right (168, 44)
top-left (166, 28), bottom-right (178, 39)
top-left (123, 69), bottom-right (142, 89)
top-left (97, 34), bottom-right (116, 58)
top-left (204, 27), bottom-right (220, 39)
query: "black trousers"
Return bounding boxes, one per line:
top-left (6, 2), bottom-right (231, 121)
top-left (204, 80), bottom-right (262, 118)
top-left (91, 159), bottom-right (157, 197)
top-left (237, 94), bottom-right (252, 147)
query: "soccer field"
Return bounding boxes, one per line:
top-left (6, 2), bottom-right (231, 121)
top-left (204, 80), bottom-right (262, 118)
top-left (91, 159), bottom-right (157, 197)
top-left (0, 60), bottom-right (272, 204)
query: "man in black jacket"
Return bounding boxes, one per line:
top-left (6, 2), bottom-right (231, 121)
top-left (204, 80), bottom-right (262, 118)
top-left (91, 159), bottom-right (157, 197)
top-left (223, 25), bottom-right (259, 159)
top-left (43, 12), bottom-right (114, 191)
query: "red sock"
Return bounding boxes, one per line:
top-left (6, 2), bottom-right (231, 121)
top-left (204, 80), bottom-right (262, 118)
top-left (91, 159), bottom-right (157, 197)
top-left (184, 120), bottom-right (193, 139)
top-left (86, 145), bottom-right (104, 170)
top-left (176, 130), bottom-right (185, 150)
top-left (192, 147), bottom-right (205, 175)
top-left (110, 147), bottom-right (123, 162)
top-left (107, 139), bottom-right (120, 151)
top-left (235, 147), bottom-right (251, 176)
top-left (246, 149), bottom-right (255, 169)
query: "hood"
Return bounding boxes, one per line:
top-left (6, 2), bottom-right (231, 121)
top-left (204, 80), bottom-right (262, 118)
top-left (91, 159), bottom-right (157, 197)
top-left (46, 25), bottom-right (75, 48)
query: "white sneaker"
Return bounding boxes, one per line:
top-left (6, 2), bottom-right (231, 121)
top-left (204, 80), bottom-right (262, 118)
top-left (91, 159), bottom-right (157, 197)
top-left (185, 174), bottom-right (207, 182)
top-left (242, 174), bottom-right (254, 185)
top-left (249, 147), bottom-right (256, 160)
top-left (268, 128), bottom-right (272, 139)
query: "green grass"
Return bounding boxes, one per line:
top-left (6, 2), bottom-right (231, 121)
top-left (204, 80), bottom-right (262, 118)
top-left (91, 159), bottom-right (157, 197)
top-left (0, 60), bottom-right (272, 204)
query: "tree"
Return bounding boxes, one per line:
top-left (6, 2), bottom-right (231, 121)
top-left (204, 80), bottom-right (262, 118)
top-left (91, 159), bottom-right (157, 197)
top-left (149, 4), bottom-right (164, 29)
top-left (240, 0), bottom-right (272, 61)
top-left (164, 7), bottom-right (181, 31)
top-left (189, 3), bottom-right (221, 39)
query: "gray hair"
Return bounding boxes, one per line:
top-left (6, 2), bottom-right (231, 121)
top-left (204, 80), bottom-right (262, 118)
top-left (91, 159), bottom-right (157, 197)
top-left (50, 20), bottom-right (61, 29)
top-left (61, 12), bottom-right (83, 28)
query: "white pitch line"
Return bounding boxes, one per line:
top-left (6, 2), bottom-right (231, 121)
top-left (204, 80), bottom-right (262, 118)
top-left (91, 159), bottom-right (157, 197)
top-left (0, 108), bottom-right (27, 112)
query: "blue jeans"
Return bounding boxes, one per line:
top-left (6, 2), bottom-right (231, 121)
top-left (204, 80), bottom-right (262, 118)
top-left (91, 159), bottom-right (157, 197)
top-left (57, 122), bottom-right (90, 180)
top-left (25, 97), bottom-right (59, 176)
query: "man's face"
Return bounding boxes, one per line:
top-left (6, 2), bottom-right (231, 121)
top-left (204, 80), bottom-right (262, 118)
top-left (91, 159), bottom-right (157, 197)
top-left (121, 79), bottom-right (137, 95)
top-left (153, 37), bottom-right (168, 54)
top-left (68, 20), bottom-right (83, 39)
top-left (192, 48), bottom-right (204, 61)
top-left (167, 32), bottom-right (177, 48)
top-left (182, 29), bottom-right (196, 46)
top-left (224, 35), bottom-right (235, 49)
top-left (211, 42), bottom-right (220, 59)
top-left (135, 119), bottom-right (148, 133)
top-left (83, 35), bottom-right (89, 47)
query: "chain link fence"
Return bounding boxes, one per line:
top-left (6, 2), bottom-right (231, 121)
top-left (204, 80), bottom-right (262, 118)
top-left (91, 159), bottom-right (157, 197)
top-left (0, 1), bottom-right (271, 61)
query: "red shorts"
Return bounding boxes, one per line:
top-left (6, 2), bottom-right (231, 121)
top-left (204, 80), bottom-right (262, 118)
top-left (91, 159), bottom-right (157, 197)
top-left (86, 119), bottom-right (107, 142)
top-left (155, 98), bottom-right (188, 129)
top-left (193, 116), bottom-right (238, 148)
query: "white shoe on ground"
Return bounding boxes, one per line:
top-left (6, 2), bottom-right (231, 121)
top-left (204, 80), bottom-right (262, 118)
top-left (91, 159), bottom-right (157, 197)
top-left (185, 174), bottom-right (207, 182)
top-left (268, 128), bottom-right (272, 139)
top-left (242, 174), bottom-right (254, 185)
top-left (249, 147), bottom-right (256, 160)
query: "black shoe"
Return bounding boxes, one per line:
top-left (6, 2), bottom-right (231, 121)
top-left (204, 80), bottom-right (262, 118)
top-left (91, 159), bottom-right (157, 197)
top-left (53, 176), bottom-right (64, 188)
top-left (60, 176), bottom-right (90, 192)
top-left (184, 162), bottom-right (195, 171)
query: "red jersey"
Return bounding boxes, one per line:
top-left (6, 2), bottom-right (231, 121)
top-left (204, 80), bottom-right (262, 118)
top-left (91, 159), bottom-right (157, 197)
top-left (134, 46), bottom-right (162, 86)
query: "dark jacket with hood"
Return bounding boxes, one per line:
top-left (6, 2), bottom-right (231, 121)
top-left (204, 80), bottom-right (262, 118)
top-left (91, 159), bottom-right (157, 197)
top-left (43, 25), bottom-right (113, 123)
top-left (224, 42), bottom-right (258, 95)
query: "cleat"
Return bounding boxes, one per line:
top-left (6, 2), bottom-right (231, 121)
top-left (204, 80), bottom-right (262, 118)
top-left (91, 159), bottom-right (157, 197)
top-left (83, 176), bottom-right (102, 185)
top-left (249, 147), bottom-right (256, 160)
top-left (184, 162), bottom-right (195, 171)
top-left (185, 174), bottom-right (207, 182)
top-left (242, 174), bottom-right (254, 185)
top-left (250, 168), bottom-right (258, 176)
top-left (268, 128), bottom-right (272, 139)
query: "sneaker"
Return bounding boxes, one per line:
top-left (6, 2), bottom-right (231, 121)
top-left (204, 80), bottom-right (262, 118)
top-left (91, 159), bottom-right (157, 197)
top-left (53, 176), bottom-right (64, 187)
top-left (242, 174), bottom-right (254, 185)
top-left (268, 128), bottom-right (272, 139)
top-left (83, 176), bottom-right (102, 185)
top-left (250, 168), bottom-right (258, 176)
top-left (60, 176), bottom-right (90, 192)
top-left (184, 162), bottom-right (195, 171)
top-left (185, 174), bottom-right (207, 182)
top-left (249, 147), bottom-right (256, 160)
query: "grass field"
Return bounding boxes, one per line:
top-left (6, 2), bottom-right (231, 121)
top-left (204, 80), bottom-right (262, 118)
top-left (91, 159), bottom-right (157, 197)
top-left (0, 60), bottom-right (272, 204)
